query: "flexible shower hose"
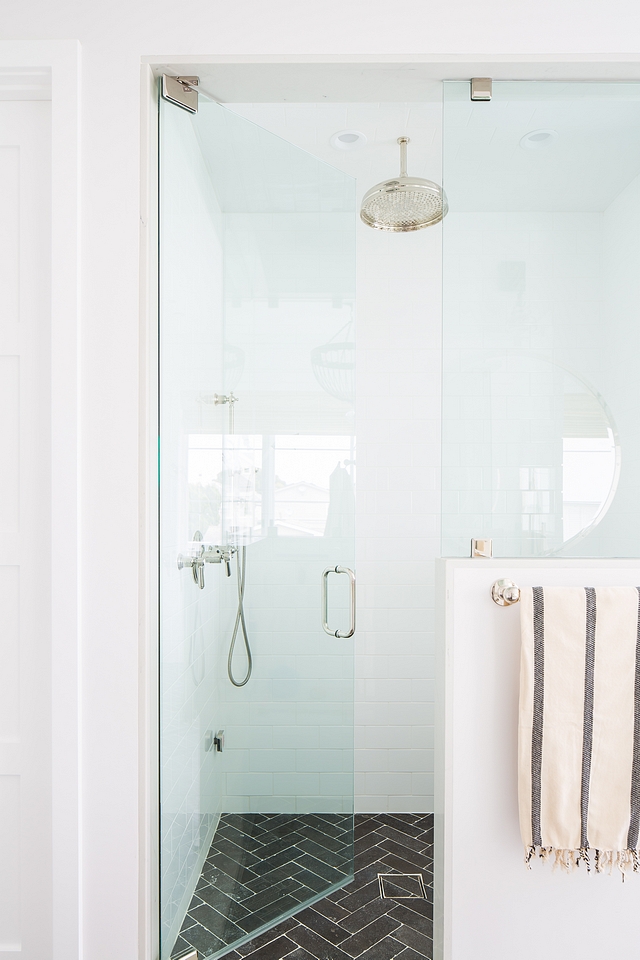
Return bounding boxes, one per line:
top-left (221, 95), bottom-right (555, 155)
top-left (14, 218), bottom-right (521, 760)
top-left (227, 545), bottom-right (252, 687)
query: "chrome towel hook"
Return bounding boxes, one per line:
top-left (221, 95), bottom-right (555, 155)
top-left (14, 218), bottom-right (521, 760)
top-left (491, 579), bottom-right (521, 606)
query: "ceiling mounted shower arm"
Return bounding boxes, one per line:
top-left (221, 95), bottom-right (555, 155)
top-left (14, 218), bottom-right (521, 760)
top-left (398, 137), bottom-right (409, 177)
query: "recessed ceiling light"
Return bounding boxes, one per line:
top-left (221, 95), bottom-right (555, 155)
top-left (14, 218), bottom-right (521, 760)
top-left (520, 129), bottom-right (559, 150)
top-left (330, 130), bottom-right (367, 151)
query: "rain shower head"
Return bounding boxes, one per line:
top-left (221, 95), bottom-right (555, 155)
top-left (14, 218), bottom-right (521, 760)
top-left (360, 137), bottom-right (448, 232)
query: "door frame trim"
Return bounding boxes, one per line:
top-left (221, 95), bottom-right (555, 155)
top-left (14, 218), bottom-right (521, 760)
top-left (0, 38), bottom-right (81, 960)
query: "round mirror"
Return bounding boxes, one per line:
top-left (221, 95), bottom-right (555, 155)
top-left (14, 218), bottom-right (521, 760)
top-left (486, 355), bottom-right (620, 554)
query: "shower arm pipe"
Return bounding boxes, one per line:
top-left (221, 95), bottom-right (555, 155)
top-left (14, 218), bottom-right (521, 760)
top-left (398, 137), bottom-right (409, 177)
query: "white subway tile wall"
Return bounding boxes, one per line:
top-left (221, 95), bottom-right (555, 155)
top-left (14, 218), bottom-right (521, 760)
top-left (226, 101), bottom-right (444, 814)
top-left (212, 542), bottom-right (354, 816)
top-left (356, 219), bottom-right (441, 812)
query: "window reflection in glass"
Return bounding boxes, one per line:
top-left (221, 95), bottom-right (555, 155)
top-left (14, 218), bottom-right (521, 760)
top-left (188, 434), bottom-right (355, 542)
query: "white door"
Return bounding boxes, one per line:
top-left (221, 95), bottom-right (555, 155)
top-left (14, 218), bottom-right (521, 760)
top-left (0, 99), bottom-right (52, 958)
top-left (435, 558), bottom-right (640, 960)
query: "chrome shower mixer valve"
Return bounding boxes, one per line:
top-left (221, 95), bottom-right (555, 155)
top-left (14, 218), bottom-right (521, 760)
top-left (203, 544), bottom-right (236, 577)
top-left (177, 532), bottom-right (238, 587)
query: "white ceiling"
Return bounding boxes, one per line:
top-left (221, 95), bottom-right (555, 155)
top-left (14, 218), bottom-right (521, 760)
top-left (224, 101), bottom-right (442, 203)
top-left (223, 87), bottom-right (640, 212)
top-left (442, 84), bottom-right (640, 211)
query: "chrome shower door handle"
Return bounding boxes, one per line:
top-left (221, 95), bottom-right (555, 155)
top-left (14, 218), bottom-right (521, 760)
top-left (322, 565), bottom-right (356, 638)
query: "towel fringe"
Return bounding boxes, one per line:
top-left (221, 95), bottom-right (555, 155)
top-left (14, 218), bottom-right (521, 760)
top-left (577, 846), bottom-right (591, 873)
top-left (523, 845), bottom-right (640, 876)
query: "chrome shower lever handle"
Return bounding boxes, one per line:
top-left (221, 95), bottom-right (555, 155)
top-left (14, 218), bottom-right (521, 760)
top-left (177, 552), bottom-right (205, 589)
top-left (178, 541), bottom-right (239, 588)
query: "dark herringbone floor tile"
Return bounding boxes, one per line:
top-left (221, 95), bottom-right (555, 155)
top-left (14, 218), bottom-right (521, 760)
top-left (171, 813), bottom-right (434, 960)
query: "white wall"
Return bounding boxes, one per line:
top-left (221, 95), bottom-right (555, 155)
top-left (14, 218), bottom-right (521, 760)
top-left (3, 3), bottom-right (640, 957)
top-left (0, 98), bottom-right (53, 960)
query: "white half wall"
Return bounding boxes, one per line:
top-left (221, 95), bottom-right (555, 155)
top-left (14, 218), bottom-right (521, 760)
top-left (435, 558), bottom-right (640, 960)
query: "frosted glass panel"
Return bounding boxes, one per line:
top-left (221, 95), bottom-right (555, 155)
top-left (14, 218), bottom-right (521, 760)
top-left (159, 96), bottom-right (355, 960)
top-left (442, 81), bottom-right (640, 558)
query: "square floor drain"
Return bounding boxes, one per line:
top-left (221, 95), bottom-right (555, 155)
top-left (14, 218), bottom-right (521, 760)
top-left (378, 873), bottom-right (427, 900)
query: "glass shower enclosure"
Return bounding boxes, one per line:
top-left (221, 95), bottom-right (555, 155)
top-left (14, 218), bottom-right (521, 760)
top-left (158, 90), bottom-right (356, 959)
top-left (442, 81), bottom-right (640, 559)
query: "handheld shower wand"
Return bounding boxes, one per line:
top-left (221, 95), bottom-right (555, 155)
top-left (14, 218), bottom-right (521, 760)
top-left (227, 545), bottom-right (252, 687)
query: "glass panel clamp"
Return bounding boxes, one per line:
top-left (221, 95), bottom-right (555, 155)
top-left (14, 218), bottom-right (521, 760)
top-left (470, 78), bottom-right (492, 101)
top-left (471, 538), bottom-right (492, 558)
top-left (161, 75), bottom-right (199, 113)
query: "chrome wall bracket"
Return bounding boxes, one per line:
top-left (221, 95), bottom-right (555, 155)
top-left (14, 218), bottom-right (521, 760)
top-left (161, 75), bottom-right (199, 113)
top-left (214, 392), bottom-right (238, 433)
top-left (198, 392), bottom-right (239, 432)
top-left (471, 78), bottom-right (492, 101)
top-left (491, 579), bottom-right (521, 606)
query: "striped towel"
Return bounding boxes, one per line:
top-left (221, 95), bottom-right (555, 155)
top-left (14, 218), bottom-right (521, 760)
top-left (519, 586), bottom-right (640, 872)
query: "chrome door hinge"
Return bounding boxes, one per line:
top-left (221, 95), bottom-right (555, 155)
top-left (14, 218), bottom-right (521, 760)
top-left (161, 75), bottom-right (199, 114)
top-left (470, 78), bottom-right (492, 101)
top-left (471, 538), bottom-right (493, 558)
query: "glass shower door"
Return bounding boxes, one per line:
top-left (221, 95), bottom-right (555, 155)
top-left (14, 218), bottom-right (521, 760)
top-left (159, 92), bottom-right (356, 959)
top-left (441, 81), bottom-right (640, 559)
